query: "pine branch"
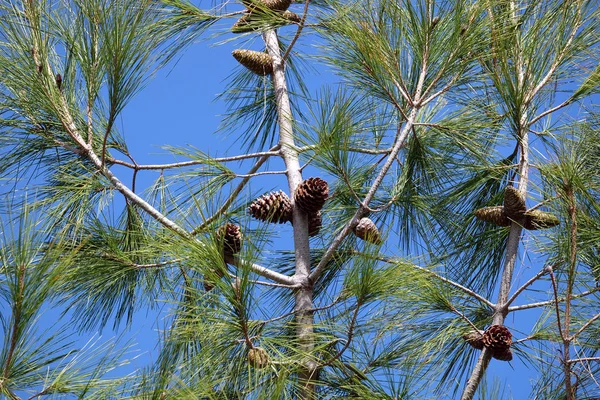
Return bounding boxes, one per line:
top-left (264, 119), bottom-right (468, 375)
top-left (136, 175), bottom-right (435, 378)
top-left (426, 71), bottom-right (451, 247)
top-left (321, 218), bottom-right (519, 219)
top-left (508, 288), bottom-right (600, 312)
top-left (504, 265), bottom-right (554, 308)
top-left (108, 149), bottom-right (281, 170)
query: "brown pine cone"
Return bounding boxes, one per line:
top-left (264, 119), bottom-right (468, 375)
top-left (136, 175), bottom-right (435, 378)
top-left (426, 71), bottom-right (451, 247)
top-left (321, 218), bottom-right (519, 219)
top-left (491, 347), bottom-right (513, 361)
top-left (308, 211), bottom-right (322, 237)
top-left (482, 325), bottom-right (512, 362)
top-left (353, 217), bottom-right (382, 244)
top-left (248, 347), bottom-right (269, 368)
top-left (294, 178), bottom-right (329, 214)
top-left (473, 206), bottom-right (511, 227)
top-left (523, 210), bottom-right (560, 230)
top-left (503, 186), bottom-right (526, 219)
top-left (248, 191), bottom-right (293, 224)
top-left (462, 330), bottom-right (484, 350)
top-left (232, 49), bottom-right (273, 76)
top-left (217, 223), bottom-right (242, 255)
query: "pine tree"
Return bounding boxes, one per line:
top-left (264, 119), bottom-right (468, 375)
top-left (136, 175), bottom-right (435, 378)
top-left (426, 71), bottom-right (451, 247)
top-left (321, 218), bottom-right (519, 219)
top-left (1, 0), bottom-right (600, 399)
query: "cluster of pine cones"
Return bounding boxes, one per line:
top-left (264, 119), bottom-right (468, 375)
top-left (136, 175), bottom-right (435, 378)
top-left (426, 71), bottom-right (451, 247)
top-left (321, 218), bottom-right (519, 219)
top-left (464, 325), bottom-right (513, 361)
top-left (474, 186), bottom-right (559, 230)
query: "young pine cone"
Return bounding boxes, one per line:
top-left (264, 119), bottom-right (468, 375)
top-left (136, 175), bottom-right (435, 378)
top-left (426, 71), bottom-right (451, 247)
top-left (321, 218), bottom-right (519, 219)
top-left (232, 49), bottom-right (273, 76)
top-left (482, 325), bottom-right (513, 362)
top-left (242, 0), bottom-right (292, 12)
top-left (249, 191), bottom-right (293, 224)
top-left (523, 210), bottom-right (560, 230)
top-left (353, 217), bottom-right (382, 244)
top-left (473, 206), bottom-right (511, 227)
top-left (503, 186), bottom-right (526, 219)
top-left (232, 10), bottom-right (301, 33)
top-left (248, 347), bottom-right (269, 368)
top-left (294, 178), bottom-right (329, 214)
top-left (217, 223), bottom-right (242, 255)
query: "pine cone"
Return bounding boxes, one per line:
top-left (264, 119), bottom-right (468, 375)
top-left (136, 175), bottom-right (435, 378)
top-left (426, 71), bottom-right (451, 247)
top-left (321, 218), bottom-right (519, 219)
top-left (217, 223), bottom-right (242, 255)
top-left (308, 211), bottom-right (322, 237)
top-left (242, 0), bottom-right (291, 11)
top-left (482, 325), bottom-right (512, 362)
top-left (491, 347), bottom-right (513, 361)
top-left (354, 217), bottom-right (382, 244)
top-left (263, 0), bottom-right (292, 11)
top-left (281, 10), bottom-right (301, 23)
top-left (294, 178), bottom-right (329, 214)
top-left (463, 330), bottom-right (484, 350)
top-left (249, 191), bottom-right (293, 224)
top-left (473, 206), bottom-right (511, 227)
top-left (503, 186), bottom-right (526, 219)
top-left (248, 347), bottom-right (269, 368)
top-left (523, 210), bottom-right (560, 230)
top-left (232, 11), bottom-right (300, 33)
top-left (232, 49), bottom-right (273, 76)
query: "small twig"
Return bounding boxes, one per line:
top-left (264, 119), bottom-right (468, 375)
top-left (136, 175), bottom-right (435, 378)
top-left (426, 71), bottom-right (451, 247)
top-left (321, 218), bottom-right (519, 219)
top-left (525, 195), bottom-right (560, 213)
top-left (367, 253), bottom-right (495, 309)
top-left (505, 265), bottom-right (555, 308)
top-left (570, 313), bottom-right (600, 342)
top-left (108, 149), bottom-right (281, 170)
top-left (281, 0), bottom-right (310, 62)
top-left (448, 303), bottom-right (482, 333)
top-left (322, 300), bottom-right (363, 366)
top-left (568, 357), bottom-right (600, 365)
top-left (508, 288), bottom-right (600, 312)
top-left (233, 169), bottom-right (287, 178)
top-left (226, 272), bottom-right (300, 289)
top-left (132, 258), bottom-right (187, 270)
top-left (259, 297), bottom-right (343, 325)
top-left (548, 266), bottom-right (566, 341)
top-left (224, 254), bottom-right (296, 286)
top-left (191, 145), bottom-right (279, 235)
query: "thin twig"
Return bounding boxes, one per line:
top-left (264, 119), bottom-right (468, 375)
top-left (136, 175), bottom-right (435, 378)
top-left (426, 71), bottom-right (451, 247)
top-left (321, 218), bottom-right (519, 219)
top-left (233, 169), bottom-right (287, 178)
top-left (568, 357), bottom-right (600, 365)
top-left (570, 313), bottom-right (600, 342)
top-left (259, 298), bottom-right (343, 325)
top-left (108, 150), bottom-right (281, 170)
top-left (508, 288), bottom-right (600, 312)
top-left (548, 266), bottom-right (566, 341)
top-left (369, 253), bottom-right (495, 309)
top-left (281, 0), bottom-right (310, 62)
top-left (529, 97), bottom-right (573, 126)
top-left (504, 265), bottom-right (554, 308)
top-left (322, 300), bottom-right (363, 366)
top-left (191, 145), bottom-right (279, 235)
top-left (224, 254), bottom-right (296, 286)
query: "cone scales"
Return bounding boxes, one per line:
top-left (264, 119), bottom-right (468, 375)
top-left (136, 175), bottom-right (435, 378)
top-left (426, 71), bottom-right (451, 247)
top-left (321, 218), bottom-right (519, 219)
top-left (473, 206), bottom-right (511, 227)
top-left (248, 347), bottom-right (269, 368)
top-left (232, 49), bottom-right (273, 76)
top-left (482, 325), bottom-right (513, 361)
top-left (294, 177), bottom-right (329, 214)
top-left (217, 223), bottom-right (242, 255)
top-left (354, 217), bottom-right (382, 244)
top-left (249, 191), bottom-right (293, 224)
top-left (503, 186), bottom-right (526, 219)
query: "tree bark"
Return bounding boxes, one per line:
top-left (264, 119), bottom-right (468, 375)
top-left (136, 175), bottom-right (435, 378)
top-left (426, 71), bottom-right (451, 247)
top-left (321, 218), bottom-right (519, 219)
top-left (263, 30), bottom-right (317, 399)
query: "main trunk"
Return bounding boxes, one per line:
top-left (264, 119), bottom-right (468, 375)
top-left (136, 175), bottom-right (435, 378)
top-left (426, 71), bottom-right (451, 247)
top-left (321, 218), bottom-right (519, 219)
top-left (263, 30), bottom-right (316, 399)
